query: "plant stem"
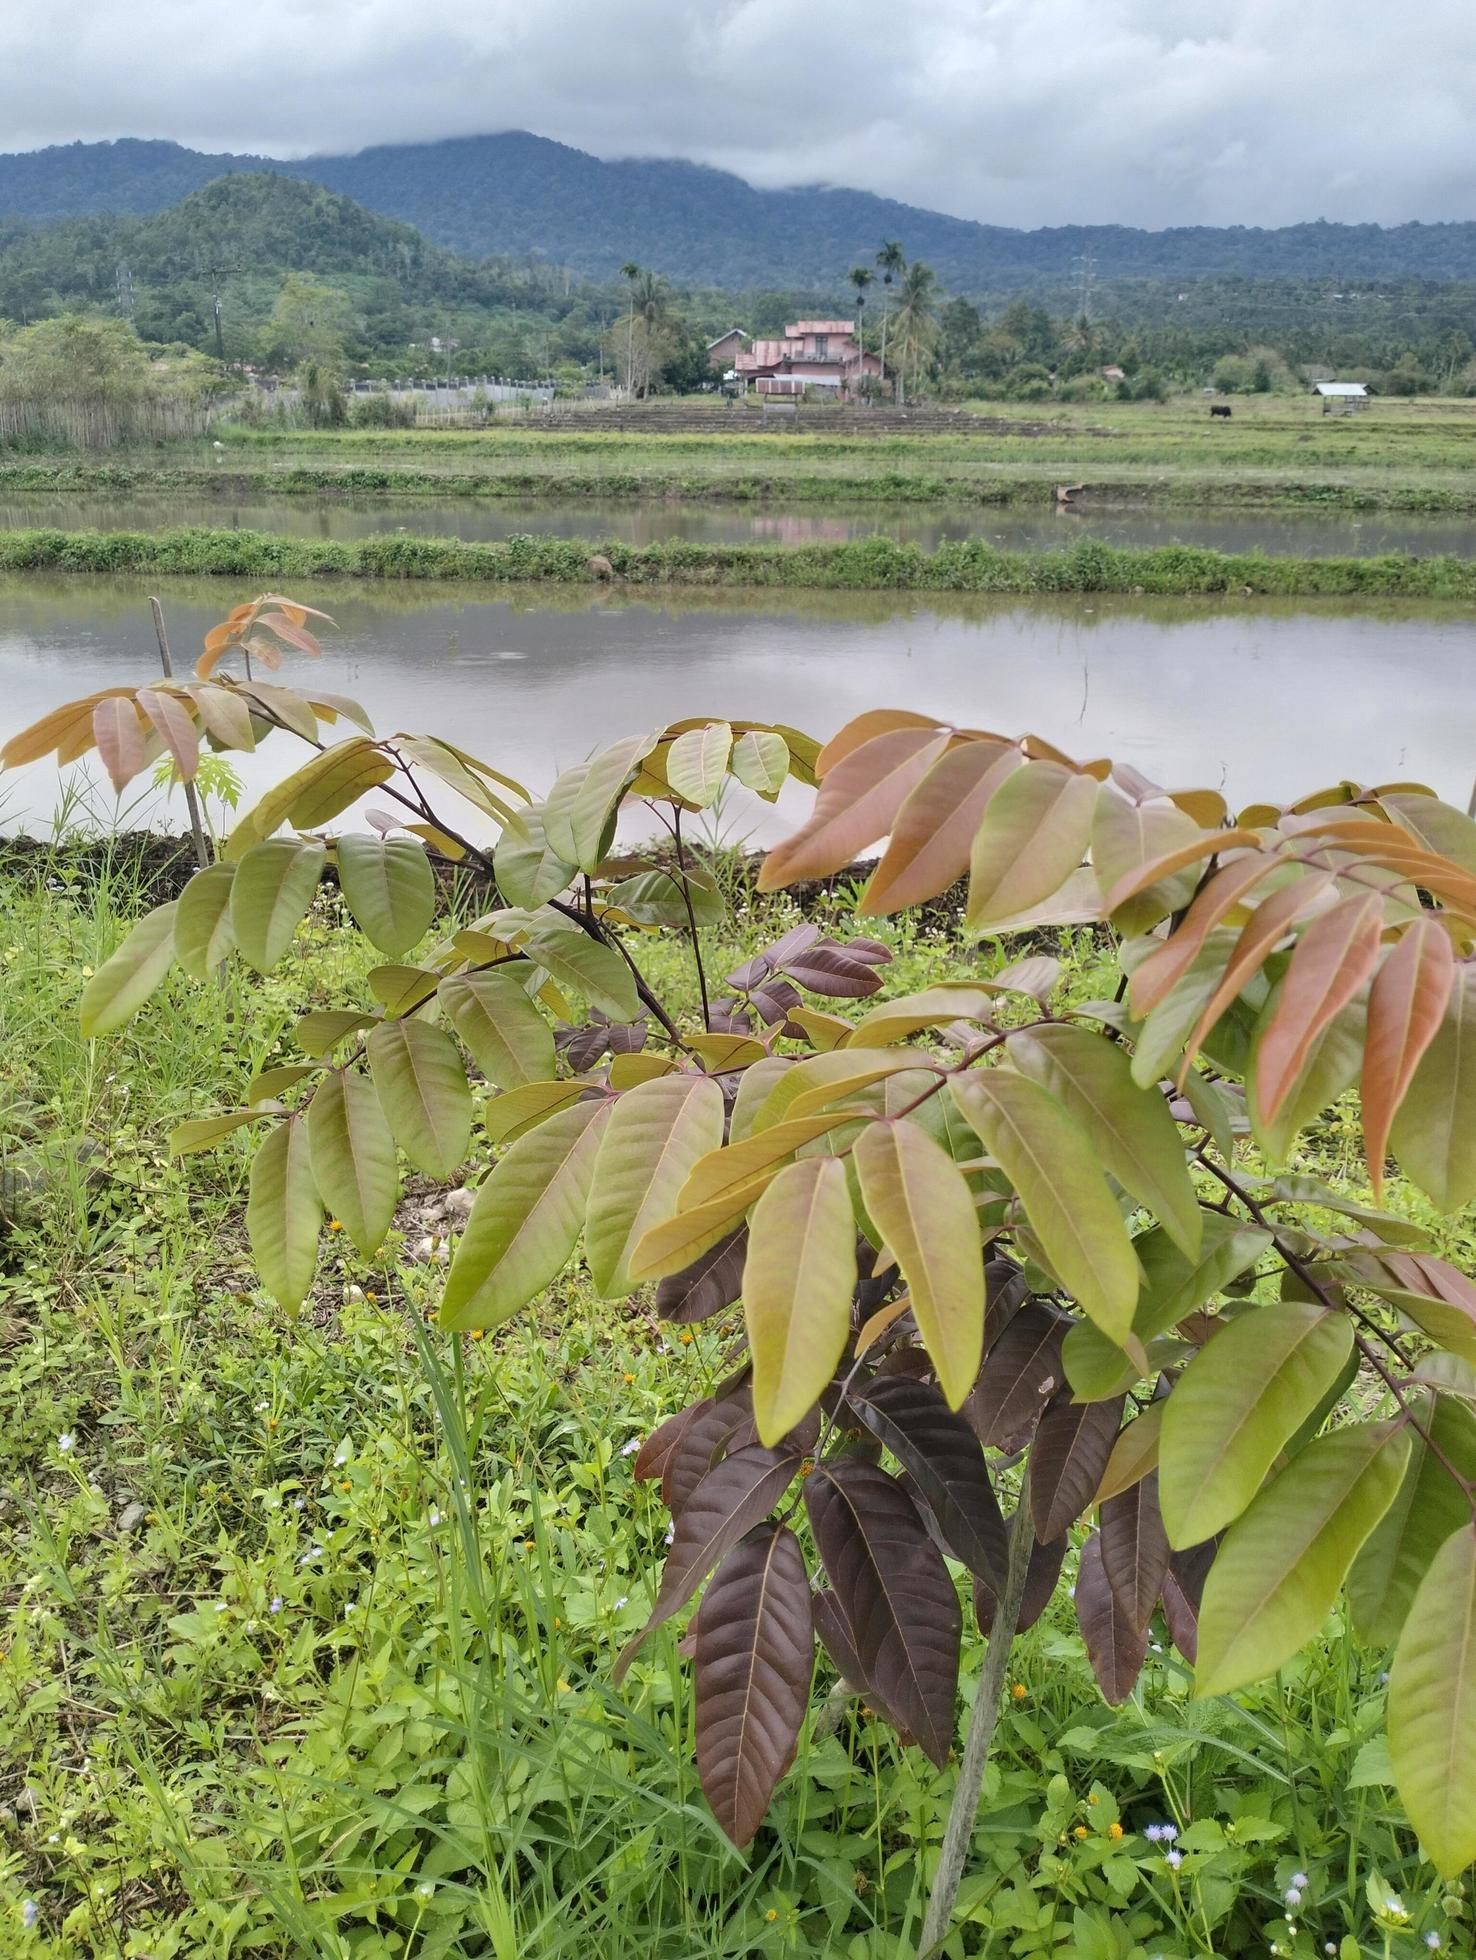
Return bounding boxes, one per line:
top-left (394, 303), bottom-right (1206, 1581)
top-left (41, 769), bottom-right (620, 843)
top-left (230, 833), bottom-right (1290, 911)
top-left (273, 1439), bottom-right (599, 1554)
top-left (918, 1461), bottom-right (1034, 1958)
top-left (671, 808), bottom-right (711, 1031)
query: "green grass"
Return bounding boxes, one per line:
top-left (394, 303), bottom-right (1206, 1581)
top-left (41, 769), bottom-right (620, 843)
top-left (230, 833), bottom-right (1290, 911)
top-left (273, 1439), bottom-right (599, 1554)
top-left (7, 524), bottom-right (1476, 598)
top-left (6, 392), bottom-right (1476, 514)
top-left (2, 846), bottom-right (1468, 1957)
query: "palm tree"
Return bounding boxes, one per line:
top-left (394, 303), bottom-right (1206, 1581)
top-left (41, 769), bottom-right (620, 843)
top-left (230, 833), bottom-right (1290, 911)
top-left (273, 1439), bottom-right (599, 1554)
top-left (847, 267), bottom-right (874, 395)
top-left (888, 260), bottom-right (938, 404)
top-left (620, 262), bottom-right (641, 394)
top-left (875, 242), bottom-right (906, 394)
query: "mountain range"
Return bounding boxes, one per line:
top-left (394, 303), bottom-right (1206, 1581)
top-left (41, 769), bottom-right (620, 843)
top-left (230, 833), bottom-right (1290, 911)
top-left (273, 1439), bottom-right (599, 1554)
top-left (1, 132), bottom-right (1474, 295)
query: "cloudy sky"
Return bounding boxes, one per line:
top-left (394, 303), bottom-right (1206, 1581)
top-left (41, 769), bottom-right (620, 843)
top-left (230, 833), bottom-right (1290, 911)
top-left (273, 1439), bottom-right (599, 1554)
top-left (4, 0), bottom-right (1473, 229)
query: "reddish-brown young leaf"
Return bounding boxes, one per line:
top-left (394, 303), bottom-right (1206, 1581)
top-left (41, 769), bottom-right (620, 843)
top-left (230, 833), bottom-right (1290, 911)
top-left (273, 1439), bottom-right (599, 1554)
top-left (974, 1523), bottom-right (1067, 1637)
top-left (694, 1526), bottom-right (814, 1847)
top-left (861, 739), bottom-right (1021, 915)
top-left (662, 1389), bottom-right (757, 1515)
top-left (1075, 1531), bottom-right (1150, 1704)
top-left (633, 1399), bottom-right (710, 1485)
top-left (1031, 1392), bottom-right (1127, 1543)
top-left (655, 1227), bottom-right (749, 1323)
top-left (1257, 892), bottom-right (1385, 1124)
top-left (813, 708), bottom-right (947, 776)
top-left (850, 1375), bottom-right (1009, 1591)
top-left (1176, 872), bottom-right (1334, 1080)
top-left (757, 727), bottom-right (951, 888)
top-left (812, 1586), bottom-right (868, 1690)
top-left (805, 1460), bottom-right (961, 1767)
top-left (615, 1443), bottom-right (802, 1682)
top-left (1362, 918), bottom-right (1457, 1199)
top-left (781, 938), bottom-right (891, 999)
top-left (965, 1303), bottom-right (1069, 1450)
top-left (1100, 1469), bottom-right (1171, 1637)
top-left (137, 686), bottom-right (201, 783)
top-left (92, 695), bottom-right (146, 792)
top-left (1129, 851), bottom-right (1284, 1018)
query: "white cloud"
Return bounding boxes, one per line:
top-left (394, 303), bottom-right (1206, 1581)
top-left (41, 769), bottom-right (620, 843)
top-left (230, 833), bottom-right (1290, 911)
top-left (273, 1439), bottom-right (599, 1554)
top-left (3, 0), bottom-right (1473, 226)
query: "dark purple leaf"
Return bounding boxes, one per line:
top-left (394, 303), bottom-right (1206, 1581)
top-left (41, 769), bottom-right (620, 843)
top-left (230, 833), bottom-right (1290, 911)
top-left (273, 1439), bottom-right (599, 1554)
top-left (726, 925), bottom-right (821, 994)
top-left (805, 1460), bottom-right (961, 1767)
top-left (747, 979), bottom-right (804, 1025)
top-left (607, 1019), bottom-right (649, 1055)
top-left (662, 1387), bottom-right (756, 1514)
top-left (850, 1376), bottom-right (1008, 1591)
top-left (812, 1585), bottom-right (867, 1690)
top-left (974, 1523), bottom-right (1067, 1637)
top-left (633, 1399), bottom-right (710, 1484)
top-left (1099, 1470), bottom-right (1170, 1637)
top-left (782, 940), bottom-right (889, 999)
top-left (615, 1444), bottom-right (801, 1682)
top-left (655, 1227), bottom-right (749, 1324)
top-left (965, 1303), bottom-right (1068, 1449)
top-left (706, 1002), bottom-right (754, 1036)
top-left (1075, 1531), bottom-right (1149, 1704)
top-left (695, 1526), bottom-right (814, 1847)
top-left (1159, 1535), bottom-right (1220, 1663)
top-left (1031, 1392), bottom-right (1126, 1542)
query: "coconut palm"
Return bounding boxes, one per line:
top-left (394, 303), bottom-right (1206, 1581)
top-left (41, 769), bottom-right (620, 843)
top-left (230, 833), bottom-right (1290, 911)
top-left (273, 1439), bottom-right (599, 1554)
top-left (875, 241), bottom-right (905, 392)
top-left (888, 259), bottom-right (939, 404)
top-left (620, 262), bottom-right (641, 394)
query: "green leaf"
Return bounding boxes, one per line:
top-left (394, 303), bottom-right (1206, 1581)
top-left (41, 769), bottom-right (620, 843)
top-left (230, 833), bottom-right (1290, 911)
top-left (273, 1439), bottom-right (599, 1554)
top-left (524, 923), bottom-right (640, 1022)
top-left (1063, 1214), bottom-right (1271, 1400)
top-left (745, 1158), bottom-right (858, 1445)
top-left (605, 867), bottom-right (725, 929)
top-left (231, 839), bottom-right (326, 972)
top-left (729, 728), bottom-right (789, 799)
top-left (853, 1117), bottom-right (983, 1407)
top-left (1389, 965), bottom-right (1476, 1213)
top-left (493, 804), bottom-right (577, 908)
top-left (665, 722), bottom-right (733, 808)
top-left (440, 969), bottom-right (556, 1090)
top-left (484, 1079), bottom-right (590, 1145)
top-left (1010, 1023), bottom-right (1201, 1259)
top-left (366, 964), bottom-right (440, 1017)
top-left (79, 901), bottom-right (178, 1037)
top-left (1160, 1302), bottom-right (1356, 1547)
top-left (1347, 1392), bottom-right (1476, 1646)
top-left (1388, 1521), bottom-right (1476, 1876)
top-left (246, 1119), bottom-right (322, 1310)
top-left (238, 737), bottom-right (393, 841)
top-left (293, 1008), bottom-right (375, 1058)
top-left (306, 1069), bottom-right (399, 1256)
top-left (546, 733), bottom-right (657, 871)
top-left (1090, 785), bottom-right (1202, 936)
top-left (169, 1109), bottom-right (272, 1155)
top-left (966, 761), bottom-right (1098, 931)
top-left (173, 863), bottom-right (236, 979)
top-left (336, 834), bottom-right (436, 956)
top-left (367, 1020), bottom-right (472, 1179)
top-left (440, 1099), bottom-right (610, 1330)
top-left (1195, 1423), bottom-right (1411, 1698)
top-left (584, 1074), bottom-right (725, 1298)
top-left (1129, 928), bottom-right (1261, 1090)
top-left (951, 1067), bottom-right (1138, 1344)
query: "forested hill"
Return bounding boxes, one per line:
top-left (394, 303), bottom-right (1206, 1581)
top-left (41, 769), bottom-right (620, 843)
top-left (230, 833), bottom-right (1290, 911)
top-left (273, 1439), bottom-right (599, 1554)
top-left (2, 131), bottom-right (1474, 294)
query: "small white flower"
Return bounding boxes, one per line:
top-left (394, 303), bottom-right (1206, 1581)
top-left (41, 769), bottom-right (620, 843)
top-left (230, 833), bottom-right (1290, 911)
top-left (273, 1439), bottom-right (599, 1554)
top-left (1285, 1891), bottom-right (1302, 1909)
top-left (1159, 1823), bottom-right (1178, 1842)
top-left (620, 1438), bottom-right (640, 1457)
top-left (1066, 1584), bottom-right (1076, 1599)
top-left (333, 1450), bottom-right (348, 1468)
top-left (1150, 1641), bottom-right (1163, 1653)
top-left (299, 1546), bottom-right (322, 1566)
top-left (214, 1602), bottom-right (228, 1614)
top-left (664, 1525), bottom-right (675, 1546)
top-left (345, 1602), bottom-right (358, 1615)
top-left (268, 1597), bottom-right (283, 1614)
top-left (23, 1901), bottom-right (38, 1930)
top-left (1425, 1936), bottom-right (1442, 1952)
top-left (254, 1399), bottom-right (268, 1413)
top-left (57, 1432), bottom-right (75, 1453)
top-left (613, 1595), bottom-right (628, 1611)
top-left (1386, 1894), bottom-right (1406, 1917)
top-left (1325, 1945), bottom-right (1337, 1956)
top-left (1291, 1872), bottom-right (1308, 1889)
top-left (428, 1509), bottom-right (442, 1527)
top-left (1380, 1669), bottom-right (1391, 1684)
top-left (416, 1882), bottom-right (434, 1899)
top-left (293, 1496), bottom-right (306, 1511)
top-left (1145, 1824), bottom-right (1163, 1842)
top-left (1165, 1849), bottom-right (1183, 1869)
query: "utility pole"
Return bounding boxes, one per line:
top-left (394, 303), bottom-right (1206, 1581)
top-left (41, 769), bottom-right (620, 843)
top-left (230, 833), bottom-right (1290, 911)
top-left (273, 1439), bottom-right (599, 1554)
top-left (1075, 246), bottom-right (1097, 325)
top-left (205, 262), bottom-right (244, 365)
top-left (115, 261), bottom-right (134, 323)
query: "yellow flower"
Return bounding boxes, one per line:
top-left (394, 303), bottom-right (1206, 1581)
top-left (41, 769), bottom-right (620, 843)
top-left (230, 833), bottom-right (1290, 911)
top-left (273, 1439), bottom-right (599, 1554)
top-left (623, 1372), bottom-right (636, 1384)
top-left (1088, 1793), bottom-right (1100, 1806)
top-left (1107, 1822), bottom-right (1123, 1840)
top-left (765, 1910), bottom-right (778, 1923)
top-left (1011, 1683), bottom-right (1027, 1701)
top-left (340, 1480), bottom-right (351, 1492)
top-left (1073, 1825), bottom-right (1088, 1840)
top-left (328, 1219), bottom-right (343, 1233)
top-left (470, 1329), bottom-right (485, 1341)
top-left (680, 1331), bottom-right (694, 1345)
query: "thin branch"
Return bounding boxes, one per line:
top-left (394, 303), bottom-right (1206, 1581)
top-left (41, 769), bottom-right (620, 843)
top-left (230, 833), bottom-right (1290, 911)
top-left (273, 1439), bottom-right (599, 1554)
top-left (671, 807), bottom-right (711, 1031)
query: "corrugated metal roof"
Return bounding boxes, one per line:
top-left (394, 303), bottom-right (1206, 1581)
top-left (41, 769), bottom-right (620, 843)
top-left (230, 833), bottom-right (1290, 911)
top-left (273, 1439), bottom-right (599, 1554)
top-left (788, 320), bottom-right (855, 335)
top-left (1313, 381), bottom-right (1369, 396)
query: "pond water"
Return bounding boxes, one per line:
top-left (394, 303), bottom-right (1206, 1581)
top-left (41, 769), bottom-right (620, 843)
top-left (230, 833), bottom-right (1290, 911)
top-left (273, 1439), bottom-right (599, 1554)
top-left (0, 577), bottom-right (1468, 840)
top-left (3, 493), bottom-right (1475, 559)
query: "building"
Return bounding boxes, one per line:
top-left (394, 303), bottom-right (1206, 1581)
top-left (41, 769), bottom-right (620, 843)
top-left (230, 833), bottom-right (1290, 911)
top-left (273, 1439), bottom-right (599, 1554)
top-left (1313, 380), bottom-right (1371, 415)
top-left (733, 319), bottom-right (886, 397)
top-left (706, 328), bottom-right (749, 373)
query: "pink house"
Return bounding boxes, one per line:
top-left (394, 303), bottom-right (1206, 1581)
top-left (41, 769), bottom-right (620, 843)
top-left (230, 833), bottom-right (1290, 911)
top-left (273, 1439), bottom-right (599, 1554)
top-left (734, 319), bottom-right (885, 397)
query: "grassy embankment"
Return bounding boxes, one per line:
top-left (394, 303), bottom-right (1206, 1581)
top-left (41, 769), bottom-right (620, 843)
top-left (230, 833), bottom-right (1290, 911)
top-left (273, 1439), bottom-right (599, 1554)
top-left (3, 393), bottom-right (1476, 512)
top-left (4, 523), bottom-right (1476, 597)
top-left (2, 838), bottom-right (1468, 1958)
